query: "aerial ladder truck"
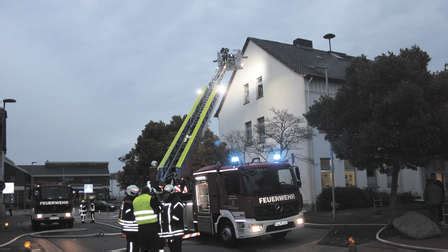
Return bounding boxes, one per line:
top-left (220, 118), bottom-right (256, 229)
top-left (154, 48), bottom-right (304, 245)
top-left (156, 48), bottom-right (243, 183)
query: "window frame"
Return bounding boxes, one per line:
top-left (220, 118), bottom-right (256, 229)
top-left (256, 116), bottom-right (265, 143)
top-left (243, 83), bottom-right (250, 105)
top-left (245, 121), bottom-right (253, 145)
top-left (256, 76), bottom-right (263, 99)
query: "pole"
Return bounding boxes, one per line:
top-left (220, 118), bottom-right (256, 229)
top-left (324, 68), bottom-right (336, 220)
top-left (330, 149), bottom-right (336, 220)
top-left (0, 108), bottom-right (6, 218)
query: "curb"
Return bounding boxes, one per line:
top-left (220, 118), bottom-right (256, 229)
top-left (375, 225), bottom-right (447, 252)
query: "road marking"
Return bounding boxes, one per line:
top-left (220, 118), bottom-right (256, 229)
top-left (108, 248), bottom-right (126, 252)
top-left (34, 238), bottom-right (63, 252)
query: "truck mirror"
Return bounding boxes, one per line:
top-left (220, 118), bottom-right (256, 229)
top-left (294, 167), bottom-right (302, 188)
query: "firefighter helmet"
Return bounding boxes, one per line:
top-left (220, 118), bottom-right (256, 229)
top-left (126, 185), bottom-right (140, 196)
top-left (164, 184), bottom-right (174, 193)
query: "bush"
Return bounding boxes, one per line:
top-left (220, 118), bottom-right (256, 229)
top-left (397, 192), bottom-right (419, 204)
top-left (363, 188), bottom-right (390, 207)
top-left (316, 187), bottom-right (370, 211)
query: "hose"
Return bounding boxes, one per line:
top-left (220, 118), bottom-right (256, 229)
top-left (0, 224), bottom-right (123, 248)
top-left (375, 225), bottom-right (446, 252)
top-left (0, 228), bottom-right (87, 248)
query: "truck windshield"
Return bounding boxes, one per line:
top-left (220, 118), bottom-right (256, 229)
top-left (241, 167), bottom-right (297, 195)
top-left (40, 186), bottom-right (69, 200)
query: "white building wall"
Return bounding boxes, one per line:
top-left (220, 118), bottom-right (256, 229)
top-left (218, 39), bottom-right (425, 204)
top-left (219, 41), bottom-right (314, 204)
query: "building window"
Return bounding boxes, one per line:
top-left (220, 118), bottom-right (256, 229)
top-left (256, 76), bottom-right (263, 99)
top-left (367, 169), bottom-right (377, 188)
top-left (256, 117), bottom-right (265, 143)
top-left (344, 160), bottom-right (356, 187)
top-left (243, 83), bottom-right (249, 105)
top-left (320, 158), bottom-right (333, 188)
top-left (245, 121), bottom-right (252, 145)
top-left (387, 171), bottom-right (392, 188)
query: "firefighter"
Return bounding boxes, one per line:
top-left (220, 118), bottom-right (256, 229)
top-left (89, 199), bottom-right (96, 223)
top-left (118, 185), bottom-right (140, 252)
top-left (133, 185), bottom-right (162, 252)
top-left (79, 200), bottom-right (87, 223)
top-left (159, 184), bottom-right (185, 252)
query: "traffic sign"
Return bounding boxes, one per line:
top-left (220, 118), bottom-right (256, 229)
top-left (84, 184), bottom-right (93, 194)
top-left (2, 182), bottom-right (14, 194)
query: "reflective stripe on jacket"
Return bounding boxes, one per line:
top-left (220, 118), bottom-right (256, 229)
top-left (158, 194), bottom-right (185, 238)
top-left (118, 196), bottom-right (139, 232)
top-left (132, 194), bottom-right (158, 225)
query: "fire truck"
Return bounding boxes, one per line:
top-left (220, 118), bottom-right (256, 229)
top-left (155, 48), bottom-right (304, 244)
top-left (31, 184), bottom-right (74, 230)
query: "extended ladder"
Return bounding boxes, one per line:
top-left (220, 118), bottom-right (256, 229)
top-left (157, 48), bottom-right (244, 182)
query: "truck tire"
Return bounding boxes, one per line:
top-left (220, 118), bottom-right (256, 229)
top-left (31, 220), bottom-right (40, 231)
top-left (270, 231), bottom-right (289, 240)
top-left (218, 221), bottom-right (236, 246)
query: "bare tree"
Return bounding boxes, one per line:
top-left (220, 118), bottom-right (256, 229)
top-left (260, 108), bottom-right (312, 160)
top-left (223, 108), bottom-right (311, 163)
top-left (223, 130), bottom-right (250, 163)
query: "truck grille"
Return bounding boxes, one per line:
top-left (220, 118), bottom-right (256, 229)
top-left (36, 205), bottom-right (71, 213)
top-left (254, 202), bottom-right (300, 221)
top-left (266, 222), bottom-right (295, 232)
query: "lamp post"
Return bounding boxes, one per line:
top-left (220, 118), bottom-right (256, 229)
top-left (323, 33), bottom-right (335, 53)
top-left (0, 98), bottom-right (16, 217)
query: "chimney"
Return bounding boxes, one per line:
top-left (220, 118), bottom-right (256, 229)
top-left (293, 38), bottom-right (313, 48)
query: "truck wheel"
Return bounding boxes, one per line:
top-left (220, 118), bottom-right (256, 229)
top-left (31, 220), bottom-right (39, 231)
top-left (270, 231), bottom-right (289, 240)
top-left (219, 221), bottom-right (236, 246)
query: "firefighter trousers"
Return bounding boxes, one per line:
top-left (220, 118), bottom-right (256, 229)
top-left (126, 239), bottom-right (139, 252)
top-left (168, 237), bottom-right (182, 252)
top-left (89, 211), bottom-right (95, 223)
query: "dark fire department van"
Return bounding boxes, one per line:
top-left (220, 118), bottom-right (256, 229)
top-left (31, 184), bottom-right (74, 230)
top-left (190, 161), bottom-right (304, 244)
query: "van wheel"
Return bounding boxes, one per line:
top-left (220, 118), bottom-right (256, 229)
top-left (271, 231), bottom-right (288, 239)
top-left (219, 221), bottom-right (236, 246)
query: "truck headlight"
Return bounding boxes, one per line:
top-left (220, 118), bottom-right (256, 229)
top-left (65, 212), bottom-right (71, 218)
top-left (296, 217), bottom-right (304, 225)
top-left (250, 224), bottom-right (263, 233)
top-left (36, 214), bottom-right (43, 219)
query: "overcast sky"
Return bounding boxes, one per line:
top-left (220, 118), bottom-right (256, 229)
top-left (2, 0), bottom-right (447, 172)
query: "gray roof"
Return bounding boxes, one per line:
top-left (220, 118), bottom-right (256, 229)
top-left (248, 37), bottom-right (353, 81)
top-left (215, 37), bottom-right (354, 117)
top-left (19, 162), bottom-right (109, 177)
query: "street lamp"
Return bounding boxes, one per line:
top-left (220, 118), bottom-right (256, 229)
top-left (1, 98), bottom-right (16, 218)
top-left (323, 33), bottom-right (335, 53)
top-left (2, 99), bottom-right (16, 115)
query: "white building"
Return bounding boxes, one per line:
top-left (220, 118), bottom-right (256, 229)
top-left (215, 37), bottom-right (427, 205)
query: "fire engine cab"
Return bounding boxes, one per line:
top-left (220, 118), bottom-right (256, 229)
top-left (192, 161), bottom-right (304, 243)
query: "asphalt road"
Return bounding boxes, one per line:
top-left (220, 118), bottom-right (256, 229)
top-left (4, 212), bottom-right (329, 252)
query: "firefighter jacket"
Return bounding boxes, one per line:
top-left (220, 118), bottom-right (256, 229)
top-left (79, 203), bottom-right (87, 215)
top-left (132, 193), bottom-right (158, 225)
top-left (158, 193), bottom-right (185, 238)
top-left (118, 195), bottom-right (138, 233)
top-left (89, 202), bottom-right (95, 212)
